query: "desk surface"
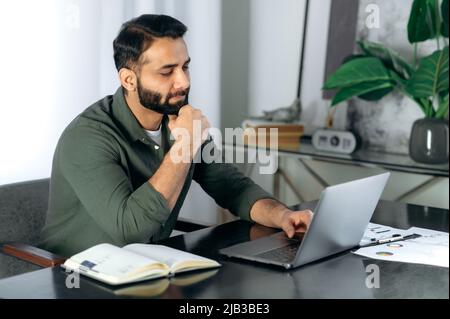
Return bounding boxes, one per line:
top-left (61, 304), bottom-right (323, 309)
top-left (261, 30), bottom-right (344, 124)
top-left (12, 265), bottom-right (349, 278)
top-left (0, 201), bottom-right (448, 299)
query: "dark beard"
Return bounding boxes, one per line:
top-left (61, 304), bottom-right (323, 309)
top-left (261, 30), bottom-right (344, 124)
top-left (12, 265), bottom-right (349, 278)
top-left (137, 78), bottom-right (189, 115)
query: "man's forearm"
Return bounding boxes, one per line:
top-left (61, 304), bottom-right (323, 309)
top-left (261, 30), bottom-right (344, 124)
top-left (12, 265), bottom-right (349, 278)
top-left (250, 198), bottom-right (290, 229)
top-left (149, 141), bottom-right (192, 210)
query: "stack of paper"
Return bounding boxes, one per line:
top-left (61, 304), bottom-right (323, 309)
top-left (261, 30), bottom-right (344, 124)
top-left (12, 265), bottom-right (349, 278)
top-left (354, 223), bottom-right (449, 268)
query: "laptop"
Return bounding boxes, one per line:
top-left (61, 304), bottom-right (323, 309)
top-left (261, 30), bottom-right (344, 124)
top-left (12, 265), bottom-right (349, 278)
top-left (219, 172), bottom-right (390, 269)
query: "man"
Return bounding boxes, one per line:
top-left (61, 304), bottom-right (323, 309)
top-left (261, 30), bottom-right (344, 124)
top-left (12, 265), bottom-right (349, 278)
top-left (40, 14), bottom-right (312, 257)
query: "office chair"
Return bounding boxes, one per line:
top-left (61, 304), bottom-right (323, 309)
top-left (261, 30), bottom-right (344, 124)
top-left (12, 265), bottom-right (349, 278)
top-left (0, 178), bottom-right (66, 272)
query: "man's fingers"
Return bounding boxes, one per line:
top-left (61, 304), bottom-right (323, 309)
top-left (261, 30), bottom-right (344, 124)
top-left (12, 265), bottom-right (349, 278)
top-left (291, 210), bottom-right (313, 232)
top-left (280, 210), bottom-right (314, 238)
top-left (293, 215), bottom-right (303, 226)
top-left (301, 210), bottom-right (313, 224)
top-left (283, 221), bottom-right (295, 238)
top-left (179, 104), bottom-right (193, 113)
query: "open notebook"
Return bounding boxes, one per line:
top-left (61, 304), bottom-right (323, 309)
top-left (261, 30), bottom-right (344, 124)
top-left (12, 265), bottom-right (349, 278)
top-left (61, 243), bottom-right (221, 285)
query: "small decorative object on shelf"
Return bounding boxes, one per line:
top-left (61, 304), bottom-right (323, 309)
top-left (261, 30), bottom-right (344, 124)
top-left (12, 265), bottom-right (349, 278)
top-left (248, 98), bottom-right (301, 123)
top-left (312, 129), bottom-right (359, 154)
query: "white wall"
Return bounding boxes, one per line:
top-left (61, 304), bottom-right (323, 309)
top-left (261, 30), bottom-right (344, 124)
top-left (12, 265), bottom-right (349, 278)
top-left (247, 0), bottom-right (306, 117)
top-left (0, 0), bottom-right (59, 184)
top-left (295, 0), bottom-right (347, 133)
top-left (299, 0), bottom-right (334, 131)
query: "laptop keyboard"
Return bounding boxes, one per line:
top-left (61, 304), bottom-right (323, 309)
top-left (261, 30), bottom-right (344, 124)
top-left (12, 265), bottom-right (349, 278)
top-left (254, 242), bottom-right (300, 263)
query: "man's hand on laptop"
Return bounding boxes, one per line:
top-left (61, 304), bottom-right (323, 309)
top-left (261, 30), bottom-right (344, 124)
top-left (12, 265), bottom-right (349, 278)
top-left (250, 199), bottom-right (313, 239)
top-left (279, 209), bottom-right (313, 238)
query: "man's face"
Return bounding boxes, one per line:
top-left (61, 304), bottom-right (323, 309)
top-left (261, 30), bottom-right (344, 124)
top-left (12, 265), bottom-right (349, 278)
top-left (135, 37), bottom-right (191, 115)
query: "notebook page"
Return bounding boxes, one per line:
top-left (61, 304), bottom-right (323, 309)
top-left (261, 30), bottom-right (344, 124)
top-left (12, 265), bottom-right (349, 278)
top-left (123, 244), bottom-right (219, 270)
top-left (67, 243), bottom-right (165, 279)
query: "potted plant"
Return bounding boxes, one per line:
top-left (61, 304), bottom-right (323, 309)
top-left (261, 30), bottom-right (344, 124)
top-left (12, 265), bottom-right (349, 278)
top-left (323, 0), bottom-right (449, 164)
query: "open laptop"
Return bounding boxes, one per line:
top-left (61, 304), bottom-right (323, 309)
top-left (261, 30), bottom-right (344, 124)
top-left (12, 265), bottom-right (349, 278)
top-left (219, 172), bottom-right (390, 269)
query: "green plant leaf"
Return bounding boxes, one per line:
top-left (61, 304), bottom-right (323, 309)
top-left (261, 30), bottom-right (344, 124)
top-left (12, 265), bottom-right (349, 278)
top-left (406, 47), bottom-right (449, 98)
top-left (442, 0), bottom-right (449, 37)
top-left (388, 70), bottom-right (408, 88)
top-left (388, 70), bottom-right (434, 117)
top-left (358, 87), bottom-right (394, 101)
top-left (358, 41), bottom-right (414, 79)
top-left (331, 81), bottom-right (394, 106)
top-left (408, 0), bottom-right (439, 43)
top-left (328, 54), bottom-right (394, 101)
top-left (436, 93), bottom-right (449, 118)
top-left (323, 57), bottom-right (391, 90)
top-left (439, 89), bottom-right (449, 100)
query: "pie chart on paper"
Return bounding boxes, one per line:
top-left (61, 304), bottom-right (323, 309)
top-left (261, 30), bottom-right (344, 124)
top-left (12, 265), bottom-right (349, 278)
top-left (376, 251), bottom-right (393, 257)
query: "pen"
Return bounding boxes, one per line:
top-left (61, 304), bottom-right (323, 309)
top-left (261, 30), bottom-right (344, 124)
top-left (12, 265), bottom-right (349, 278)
top-left (359, 233), bottom-right (422, 248)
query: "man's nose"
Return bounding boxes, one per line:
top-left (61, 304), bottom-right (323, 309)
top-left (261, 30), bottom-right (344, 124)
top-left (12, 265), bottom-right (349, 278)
top-left (173, 70), bottom-right (190, 91)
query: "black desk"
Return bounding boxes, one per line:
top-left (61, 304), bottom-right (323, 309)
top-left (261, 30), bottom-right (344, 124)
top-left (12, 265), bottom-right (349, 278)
top-left (0, 201), bottom-right (448, 298)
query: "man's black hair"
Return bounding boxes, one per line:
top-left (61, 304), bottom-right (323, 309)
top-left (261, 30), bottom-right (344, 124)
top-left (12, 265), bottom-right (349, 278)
top-left (113, 14), bottom-right (187, 72)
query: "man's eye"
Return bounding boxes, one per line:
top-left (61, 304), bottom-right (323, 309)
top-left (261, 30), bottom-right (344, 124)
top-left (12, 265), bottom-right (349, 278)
top-left (183, 65), bottom-right (190, 70)
top-left (161, 71), bottom-right (173, 76)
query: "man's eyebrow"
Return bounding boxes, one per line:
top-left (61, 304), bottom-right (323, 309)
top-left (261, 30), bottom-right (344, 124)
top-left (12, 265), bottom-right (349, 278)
top-left (159, 57), bottom-right (191, 70)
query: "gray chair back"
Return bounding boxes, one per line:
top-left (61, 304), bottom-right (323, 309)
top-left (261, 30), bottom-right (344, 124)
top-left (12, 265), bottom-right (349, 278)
top-left (0, 178), bottom-right (49, 245)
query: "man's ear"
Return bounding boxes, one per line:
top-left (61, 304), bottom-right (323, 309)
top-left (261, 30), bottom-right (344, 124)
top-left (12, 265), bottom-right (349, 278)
top-left (118, 68), bottom-right (137, 93)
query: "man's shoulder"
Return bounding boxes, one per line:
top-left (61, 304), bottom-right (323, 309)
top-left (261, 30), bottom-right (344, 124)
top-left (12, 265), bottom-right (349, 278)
top-left (74, 94), bottom-right (114, 126)
top-left (59, 94), bottom-right (119, 146)
top-left (65, 94), bottom-right (116, 132)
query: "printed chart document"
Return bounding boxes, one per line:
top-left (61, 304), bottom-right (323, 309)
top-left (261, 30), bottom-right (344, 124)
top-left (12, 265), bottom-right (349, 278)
top-left (354, 223), bottom-right (449, 268)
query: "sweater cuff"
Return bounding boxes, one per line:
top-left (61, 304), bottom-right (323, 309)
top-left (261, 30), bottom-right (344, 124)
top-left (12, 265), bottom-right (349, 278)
top-left (130, 182), bottom-right (171, 224)
top-left (236, 188), bottom-right (277, 222)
